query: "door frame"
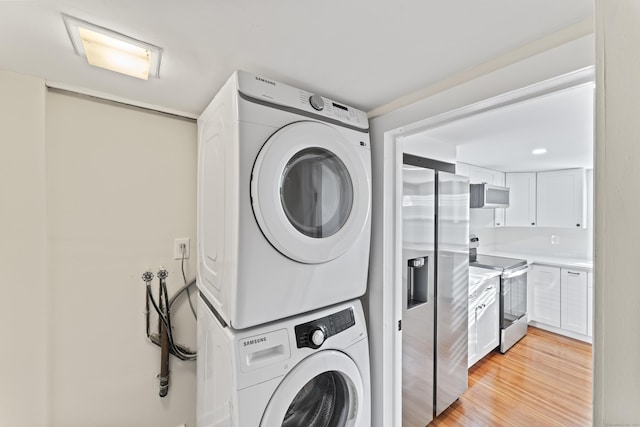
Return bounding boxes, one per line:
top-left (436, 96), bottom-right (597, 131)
top-left (370, 65), bottom-right (594, 426)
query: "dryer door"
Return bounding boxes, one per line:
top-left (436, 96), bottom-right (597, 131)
top-left (251, 121), bottom-right (370, 264)
top-left (260, 350), bottom-right (364, 427)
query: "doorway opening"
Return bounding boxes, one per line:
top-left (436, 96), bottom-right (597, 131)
top-left (393, 66), bottom-right (595, 425)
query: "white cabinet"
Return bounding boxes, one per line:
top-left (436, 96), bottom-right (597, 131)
top-left (529, 264), bottom-right (561, 327)
top-left (505, 173), bottom-right (537, 227)
top-left (476, 280), bottom-right (500, 356)
top-left (561, 268), bottom-right (588, 335)
top-left (503, 168), bottom-right (587, 229)
top-left (468, 290), bottom-right (478, 367)
top-left (493, 172), bottom-right (506, 227)
top-left (458, 162), bottom-right (506, 228)
top-left (468, 276), bottom-right (500, 368)
top-left (537, 169), bottom-right (586, 228)
top-left (528, 264), bottom-right (591, 341)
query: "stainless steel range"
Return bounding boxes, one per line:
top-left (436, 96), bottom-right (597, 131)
top-left (470, 254), bottom-right (529, 353)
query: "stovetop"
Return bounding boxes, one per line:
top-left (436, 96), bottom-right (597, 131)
top-left (470, 254), bottom-right (527, 272)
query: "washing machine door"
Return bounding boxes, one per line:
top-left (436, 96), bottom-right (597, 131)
top-left (251, 121), bottom-right (370, 264)
top-left (260, 350), bottom-right (365, 427)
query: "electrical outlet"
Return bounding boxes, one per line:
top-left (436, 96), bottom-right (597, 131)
top-left (551, 235), bottom-right (560, 245)
top-left (174, 238), bottom-right (190, 260)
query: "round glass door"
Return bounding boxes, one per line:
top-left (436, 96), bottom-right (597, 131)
top-left (251, 121), bottom-right (370, 264)
top-left (282, 371), bottom-right (350, 426)
top-left (280, 147), bottom-right (353, 239)
top-left (260, 350), bottom-right (364, 427)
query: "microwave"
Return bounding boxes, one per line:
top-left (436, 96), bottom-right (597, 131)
top-left (470, 183), bottom-right (510, 208)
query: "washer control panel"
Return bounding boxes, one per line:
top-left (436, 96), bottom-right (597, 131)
top-left (295, 307), bottom-right (355, 349)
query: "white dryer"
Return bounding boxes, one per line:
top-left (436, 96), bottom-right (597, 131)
top-left (197, 71), bottom-right (371, 329)
top-left (197, 295), bottom-right (371, 427)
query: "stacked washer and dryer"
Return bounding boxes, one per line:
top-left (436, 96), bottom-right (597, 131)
top-left (196, 71), bottom-right (373, 427)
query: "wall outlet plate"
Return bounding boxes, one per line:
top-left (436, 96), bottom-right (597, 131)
top-left (551, 235), bottom-right (560, 245)
top-left (174, 238), bottom-right (190, 259)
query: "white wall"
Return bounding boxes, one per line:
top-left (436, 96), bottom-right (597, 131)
top-left (0, 70), bottom-right (198, 426)
top-left (595, 1), bottom-right (640, 424)
top-left (0, 70), bottom-right (48, 427)
top-left (367, 34), bottom-right (595, 427)
top-left (46, 91), bottom-right (198, 427)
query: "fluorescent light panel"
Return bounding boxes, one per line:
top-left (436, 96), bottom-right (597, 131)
top-left (62, 14), bottom-right (162, 80)
top-left (532, 148), bottom-right (547, 155)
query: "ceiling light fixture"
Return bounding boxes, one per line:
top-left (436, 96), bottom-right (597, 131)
top-left (62, 14), bottom-right (162, 80)
top-left (532, 148), bottom-right (547, 155)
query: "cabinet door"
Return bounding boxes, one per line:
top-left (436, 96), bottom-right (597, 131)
top-left (494, 172), bottom-right (506, 227)
top-left (505, 173), bottom-right (537, 227)
top-left (476, 278), bottom-right (500, 358)
top-left (537, 169), bottom-right (586, 228)
top-left (561, 269), bottom-right (588, 335)
top-left (529, 265), bottom-right (561, 327)
top-left (468, 295), bottom-right (478, 368)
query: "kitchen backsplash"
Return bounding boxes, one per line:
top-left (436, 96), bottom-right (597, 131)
top-left (490, 226), bottom-right (592, 259)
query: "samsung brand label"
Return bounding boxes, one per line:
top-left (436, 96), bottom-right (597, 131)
top-left (243, 336), bottom-right (267, 347)
top-left (255, 76), bottom-right (276, 86)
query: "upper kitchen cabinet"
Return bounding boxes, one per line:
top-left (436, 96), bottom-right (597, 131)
top-left (457, 162), bottom-right (505, 227)
top-left (504, 168), bottom-right (587, 228)
top-left (493, 172), bottom-right (506, 227)
top-left (537, 168), bottom-right (586, 228)
top-left (505, 172), bottom-right (537, 227)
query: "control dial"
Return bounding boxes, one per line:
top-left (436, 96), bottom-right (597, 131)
top-left (309, 94), bottom-right (325, 111)
top-left (310, 327), bottom-right (326, 348)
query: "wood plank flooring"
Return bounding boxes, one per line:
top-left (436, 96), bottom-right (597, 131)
top-left (407, 327), bottom-right (593, 426)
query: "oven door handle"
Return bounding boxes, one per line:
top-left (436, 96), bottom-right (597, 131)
top-left (502, 265), bottom-right (529, 279)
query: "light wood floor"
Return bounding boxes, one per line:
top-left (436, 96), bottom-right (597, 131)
top-left (431, 327), bottom-right (592, 426)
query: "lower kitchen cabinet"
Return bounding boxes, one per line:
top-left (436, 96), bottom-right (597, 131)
top-left (468, 276), bottom-right (500, 368)
top-left (528, 263), bottom-right (591, 342)
top-left (529, 264), bottom-right (561, 327)
top-left (561, 268), bottom-right (588, 335)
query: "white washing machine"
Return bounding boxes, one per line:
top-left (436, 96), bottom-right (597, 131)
top-left (197, 295), bottom-right (371, 427)
top-left (197, 71), bottom-right (371, 329)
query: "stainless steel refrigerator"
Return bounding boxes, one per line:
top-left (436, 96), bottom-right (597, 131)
top-left (401, 154), bottom-right (469, 425)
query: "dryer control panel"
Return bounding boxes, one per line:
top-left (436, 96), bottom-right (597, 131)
top-left (295, 307), bottom-right (355, 349)
top-left (236, 70), bottom-right (369, 131)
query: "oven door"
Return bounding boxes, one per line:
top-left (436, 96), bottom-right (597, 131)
top-left (500, 265), bottom-right (529, 353)
top-left (501, 265), bottom-right (528, 328)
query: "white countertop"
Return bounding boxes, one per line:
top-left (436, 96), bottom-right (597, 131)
top-left (469, 267), bottom-right (501, 285)
top-left (478, 248), bottom-right (593, 271)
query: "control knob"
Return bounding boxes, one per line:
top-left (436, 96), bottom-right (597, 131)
top-left (310, 328), bottom-right (326, 348)
top-left (309, 94), bottom-right (325, 111)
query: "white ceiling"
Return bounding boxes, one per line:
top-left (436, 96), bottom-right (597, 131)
top-left (0, 1), bottom-right (593, 117)
top-left (406, 83), bottom-right (594, 172)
